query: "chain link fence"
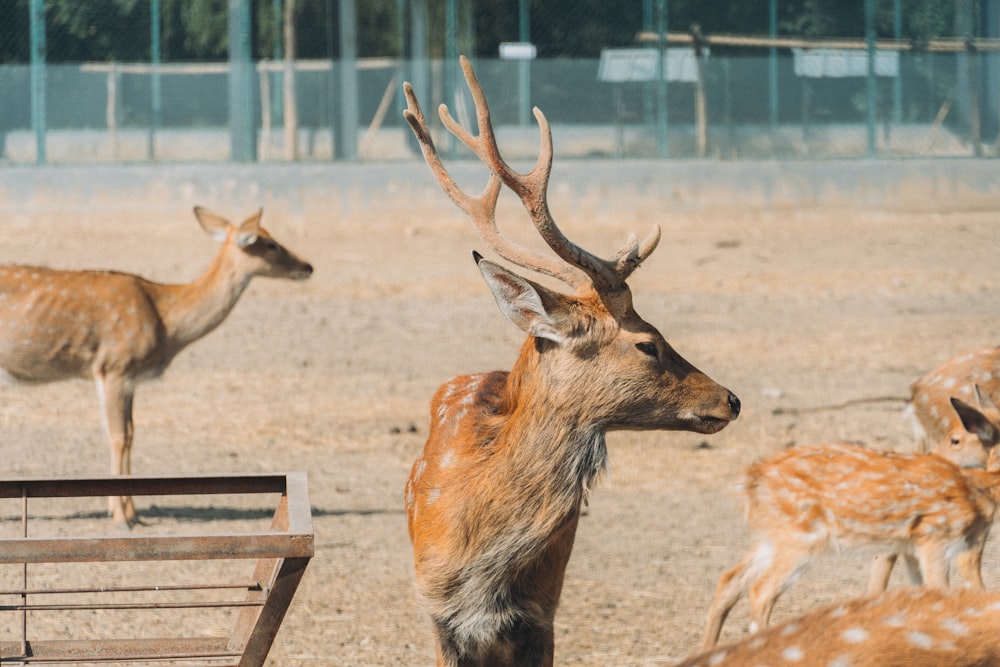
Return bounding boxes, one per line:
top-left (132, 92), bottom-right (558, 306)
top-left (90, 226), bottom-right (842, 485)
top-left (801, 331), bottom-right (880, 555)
top-left (0, 0), bottom-right (996, 164)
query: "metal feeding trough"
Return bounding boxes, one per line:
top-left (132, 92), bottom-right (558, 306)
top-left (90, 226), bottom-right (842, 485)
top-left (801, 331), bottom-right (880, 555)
top-left (0, 472), bottom-right (313, 666)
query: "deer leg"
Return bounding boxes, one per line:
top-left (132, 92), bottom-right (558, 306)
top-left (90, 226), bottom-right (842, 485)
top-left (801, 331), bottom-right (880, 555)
top-left (96, 373), bottom-right (136, 526)
top-left (867, 553), bottom-right (898, 594)
top-left (901, 553), bottom-right (924, 586)
top-left (954, 549), bottom-right (985, 590)
top-left (509, 617), bottom-right (554, 667)
top-left (955, 530), bottom-right (989, 590)
top-left (701, 555), bottom-right (757, 650)
top-left (915, 544), bottom-right (950, 589)
top-left (746, 549), bottom-right (808, 634)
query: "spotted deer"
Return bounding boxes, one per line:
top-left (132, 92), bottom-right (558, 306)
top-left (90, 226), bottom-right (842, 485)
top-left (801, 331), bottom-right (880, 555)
top-left (700, 396), bottom-right (1000, 651)
top-left (0, 207), bottom-right (313, 526)
top-left (869, 384), bottom-right (1000, 593)
top-left (876, 349), bottom-right (1000, 590)
top-left (402, 56), bottom-right (740, 666)
top-left (684, 587), bottom-right (1000, 667)
top-left (909, 347), bottom-right (1000, 451)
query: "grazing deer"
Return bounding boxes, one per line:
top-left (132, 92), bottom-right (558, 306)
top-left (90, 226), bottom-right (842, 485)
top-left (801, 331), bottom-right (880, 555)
top-left (402, 56), bottom-right (740, 666)
top-left (700, 397), bottom-right (1000, 650)
top-left (683, 587), bottom-right (1000, 667)
top-left (0, 207), bottom-right (313, 526)
top-left (909, 347), bottom-right (1000, 451)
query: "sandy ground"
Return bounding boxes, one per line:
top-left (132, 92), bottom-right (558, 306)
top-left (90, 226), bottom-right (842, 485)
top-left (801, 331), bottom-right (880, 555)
top-left (0, 180), bottom-right (999, 665)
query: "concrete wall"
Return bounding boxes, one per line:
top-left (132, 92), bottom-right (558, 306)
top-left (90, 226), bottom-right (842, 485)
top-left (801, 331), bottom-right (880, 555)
top-left (0, 160), bottom-right (997, 229)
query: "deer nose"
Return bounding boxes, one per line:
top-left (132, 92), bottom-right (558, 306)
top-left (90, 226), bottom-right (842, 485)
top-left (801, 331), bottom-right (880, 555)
top-left (728, 392), bottom-right (741, 418)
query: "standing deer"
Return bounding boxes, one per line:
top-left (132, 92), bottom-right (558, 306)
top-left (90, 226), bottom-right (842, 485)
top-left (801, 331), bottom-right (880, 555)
top-left (869, 383), bottom-right (1000, 593)
top-left (683, 587), bottom-right (1000, 667)
top-left (700, 396), bottom-right (1000, 650)
top-left (909, 346), bottom-right (1000, 450)
top-left (0, 207), bottom-right (313, 526)
top-left (402, 56), bottom-right (740, 667)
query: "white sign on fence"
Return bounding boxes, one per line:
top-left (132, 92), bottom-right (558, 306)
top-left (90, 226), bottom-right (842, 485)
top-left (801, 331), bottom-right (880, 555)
top-left (792, 48), bottom-right (899, 78)
top-left (499, 42), bottom-right (537, 60)
top-left (598, 48), bottom-right (708, 84)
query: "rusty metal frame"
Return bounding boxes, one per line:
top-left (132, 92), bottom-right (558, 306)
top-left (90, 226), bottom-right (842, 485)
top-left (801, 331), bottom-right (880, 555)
top-left (0, 472), bottom-right (313, 666)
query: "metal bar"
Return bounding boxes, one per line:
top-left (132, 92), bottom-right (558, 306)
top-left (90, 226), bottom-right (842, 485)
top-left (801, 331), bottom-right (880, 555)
top-left (0, 473), bottom-right (291, 499)
top-left (21, 483), bottom-right (28, 657)
top-left (235, 558), bottom-right (309, 667)
top-left (228, 497), bottom-right (289, 657)
top-left (1, 600), bottom-right (264, 612)
top-left (635, 31), bottom-right (1000, 52)
top-left (0, 473), bottom-right (312, 665)
top-left (0, 532), bottom-right (313, 564)
top-left (0, 582), bottom-right (262, 596)
top-left (3, 638), bottom-right (241, 663)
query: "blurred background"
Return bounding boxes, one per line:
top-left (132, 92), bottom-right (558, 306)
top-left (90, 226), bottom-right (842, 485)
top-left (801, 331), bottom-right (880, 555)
top-left (0, 0), bottom-right (997, 163)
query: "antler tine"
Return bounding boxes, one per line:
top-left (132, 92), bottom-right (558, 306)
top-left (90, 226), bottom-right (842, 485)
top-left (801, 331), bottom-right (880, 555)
top-left (610, 225), bottom-right (662, 281)
top-left (441, 56), bottom-right (661, 295)
top-left (403, 82), bottom-right (498, 220)
top-left (404, 74), bottom-right (582, 287)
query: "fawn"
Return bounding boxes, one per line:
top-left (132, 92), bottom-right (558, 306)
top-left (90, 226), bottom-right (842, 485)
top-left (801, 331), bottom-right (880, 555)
top-left (909, 347), bottom-right (1000, 451)
top-left (684, 587), bottom-right (1000, 667)
top-left (700, 395), bottom-right (1000, 650)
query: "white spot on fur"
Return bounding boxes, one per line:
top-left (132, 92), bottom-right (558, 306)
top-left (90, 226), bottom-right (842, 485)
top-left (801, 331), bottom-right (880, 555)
top-left (882, 612), bottom-right (907, 627)
top-left (906, 631), bottom-right (934, 649)
top-left (829, 605), bottom-right (848, 619)
top-left (781, 645), bottom-right (804, 661)
top-left (707, 650), bottom-right (728, 666)
top-left (940, 617), bottom-right (968, 636)
top-left (439, 449), bottom-right (455, 468)
top-left (842, 627), bottom-right (868, 643)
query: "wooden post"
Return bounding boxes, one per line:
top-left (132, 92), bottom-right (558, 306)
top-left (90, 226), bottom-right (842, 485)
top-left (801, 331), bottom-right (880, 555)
top-left (691, 24), bottom-right (708, 157)
top-left (283, 0), bottom-right (298, 161)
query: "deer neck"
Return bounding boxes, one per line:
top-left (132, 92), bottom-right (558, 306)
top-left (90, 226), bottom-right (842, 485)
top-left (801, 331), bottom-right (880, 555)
top-left (491, 339), bottom-right (610, 513)
top-left (151, 243), bottom-right (253, 351)
top-left (960, 468), bottom-right (1000, 517)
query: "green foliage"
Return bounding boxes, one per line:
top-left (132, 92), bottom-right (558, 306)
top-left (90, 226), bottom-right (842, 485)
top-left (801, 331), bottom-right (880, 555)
top-left (0, 0), bottom-right (971, 65)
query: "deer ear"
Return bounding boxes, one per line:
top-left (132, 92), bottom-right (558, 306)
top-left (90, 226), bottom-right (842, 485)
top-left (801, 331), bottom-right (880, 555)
top-left (193, 206), bottom-right (232, 242)
top-left (951, 396), bottom-right (1000, 448)
top-left (235, 209), bottom-right (263, 248)
top-left (475, 254), bottom-right (571, 344)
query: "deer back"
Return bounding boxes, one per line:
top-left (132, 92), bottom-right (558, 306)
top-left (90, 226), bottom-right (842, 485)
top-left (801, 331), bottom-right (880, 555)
top-left (682, 588), bottom-right (1000, 667)
top-left (745, 443), bottom-right (987, 552)
top-left (0, 266), bottom-right (165, 382)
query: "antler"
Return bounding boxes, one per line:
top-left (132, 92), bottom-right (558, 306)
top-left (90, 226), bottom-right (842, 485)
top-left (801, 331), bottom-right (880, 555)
top-left (403, 55), bottom-right (660, 294)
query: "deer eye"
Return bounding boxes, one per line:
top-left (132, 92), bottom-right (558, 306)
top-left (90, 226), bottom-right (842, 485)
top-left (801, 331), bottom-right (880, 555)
top-left (635, 342), bottom-right (658, 359)
top-left (951, 436), bottom-right (962, 446)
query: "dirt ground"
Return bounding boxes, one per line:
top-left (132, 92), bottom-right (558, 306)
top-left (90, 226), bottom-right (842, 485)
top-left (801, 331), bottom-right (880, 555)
top-left (0, 178), bottom-right (999, 666)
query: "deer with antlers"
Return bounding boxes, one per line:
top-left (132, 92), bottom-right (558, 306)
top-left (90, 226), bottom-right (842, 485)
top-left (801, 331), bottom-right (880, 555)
top-left (0, 207), bottom-right (312, 526)
top-left (700, 395), bottom-right (1000, 651)
top-left (402, 56), bottom-right (740, 666)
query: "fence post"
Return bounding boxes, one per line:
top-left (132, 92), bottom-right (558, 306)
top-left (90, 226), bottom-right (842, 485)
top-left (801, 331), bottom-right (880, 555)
top-left (655, 0), bottom-right (669, 158)
top-left (768, 0), bottom-right (778, 129)
top-left (29, 0), bottom-right (46, 165)
top-left (150, 0), bottom-right (162, 160)
top-left (228, 0), bottom-right (256, 162)
top-left (335, 0), bottom-right (359, 161)
top-left (864, 0), bottom-right (877, 157)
